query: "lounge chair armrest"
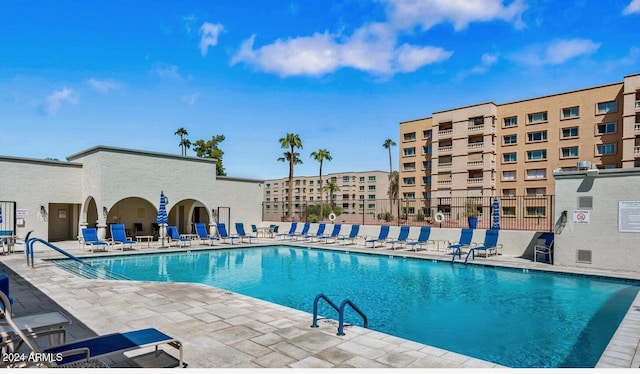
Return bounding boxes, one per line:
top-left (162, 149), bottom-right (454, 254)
top-left (57, 347), bottom-right (91, 360)
top-left (496, 244), bottom-right (503, 254)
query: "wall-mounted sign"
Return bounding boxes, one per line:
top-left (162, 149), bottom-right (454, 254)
top-left (573, 210), bottom-right (590, 224)
top-left (16, 209), bottom-right (28, 216)
top-left (619, 201), bottom-right (640, 233)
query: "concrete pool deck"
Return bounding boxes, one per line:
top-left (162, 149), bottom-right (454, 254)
top-left (1, 238), bottom-right (640, 368)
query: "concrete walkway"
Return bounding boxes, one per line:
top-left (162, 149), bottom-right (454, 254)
top-left (2, 238), bottom-right (640, 368)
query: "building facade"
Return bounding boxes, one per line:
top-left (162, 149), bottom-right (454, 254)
top-left (399, 73), bottom-right (640, 223)
top-left (262, 170), bottom-right (390, 222)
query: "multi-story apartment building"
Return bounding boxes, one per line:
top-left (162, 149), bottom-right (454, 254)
top-left (399, 72), bottom-right (640, 222)
top-left (263, 171), bottom-right (389, 221)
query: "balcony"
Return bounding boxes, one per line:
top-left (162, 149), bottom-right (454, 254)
top-left (467, 142), bottom-right (484, 152)
top-left (467, 178), bottom-right (483, 185)
top-left (636, 100), bottom-right (640, 109)
top-left (635, 124), bottom-right (640, 134)
top-left (437, 179), bottom-right (452, 185)
top-left (635, 146), bottom-right (640, 157)
top-left (468, 124), bottom-right (484, 133)
top-left (438, 129), bottom-right (453, 137)
top-left (467, 160), bottom-right (483, 167)
top-left (438, 146), bottom-right (453, 154)
top-left (439, 162), bottom-right (452, 170)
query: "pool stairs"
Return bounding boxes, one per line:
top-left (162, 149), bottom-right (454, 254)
top-left (25, 237), bottom-right (129, 281)
top-left (311, 293), bottom-right (368, 336)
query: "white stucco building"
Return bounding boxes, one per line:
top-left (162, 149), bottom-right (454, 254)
top-left (0, 145), bottom-right (263, 242)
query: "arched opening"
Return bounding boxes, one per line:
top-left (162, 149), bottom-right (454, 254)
top-left (105, 197), bottom-right (156, 239)
top-left (169, 199), bottom-right (210, 234)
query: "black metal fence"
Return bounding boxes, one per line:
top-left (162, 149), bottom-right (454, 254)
top-left (262, 195), bottom-right (554, 232)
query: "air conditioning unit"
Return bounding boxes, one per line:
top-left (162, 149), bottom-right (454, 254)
top-left (577, 161), bottom-right (592, 170)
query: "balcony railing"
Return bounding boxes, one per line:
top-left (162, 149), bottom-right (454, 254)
top-left (467, 160), bottom-right (483, 167)
top-left (438, 146), bottom-right (453, 153)
top-left (635, 100), bottom-right (640, 109)
top-left (467, 178), bottom-right (483, 184)
top-left (438, 129), bottom-right (453, 137)
top-left (635, 146), bottom-right (640, 156)
top-left (467, 142), bottom-right (484, 151)
top-left (468, 124), bottom-right (484, 133)
top-left (439, 162), bottom-right (452, 170)
top-left (437, 179), bottom-right (452, 185)
top-left (635, 124), bottom-right (640, 134)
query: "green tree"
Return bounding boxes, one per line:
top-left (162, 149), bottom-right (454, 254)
top-left (175, 127), bottom-right (189, 155)
top-left (310, 149), bottom-right (332, 221)
top-left (179, 138), bottom-right (192, 156)
top-left (383, 138), bottom-right (397, 213)
top-left (322, 181), bottom-right (340, 213)
top-left (279, 133), bottom-right (303, 219)
top-left (193, 135), bottom-right (226, 176)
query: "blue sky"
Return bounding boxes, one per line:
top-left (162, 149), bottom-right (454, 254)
top-left (1, 0), bottom-right (639, 180)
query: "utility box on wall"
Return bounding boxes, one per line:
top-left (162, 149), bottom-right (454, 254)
top-left (553, 168), bottom-right (640, 273)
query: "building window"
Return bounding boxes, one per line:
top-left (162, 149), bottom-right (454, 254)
top-left (503, 207), bottom-right (516, 216)
top-left (561, 146), bottom-right (579, 158)
top-left (423, 192), bottom-right (431, 199)
top-left (597, 101), bottom-right (617, 114)
top-left (502, 152), bottom-right (517, 163)
top-left (403, 177), bottom-right (415, 185)
top-left (423, 161), bottom-right (432, 169)
top-left (368, 176), bottom-right (376, 181)
top-left (527, 130), bottom-right (547, 143)
top-left (561, 127), bottom-right (579, 139)
top-left (403, 192), bottom-right (415, 199)
top-left (526, 206), bottom-right (546, 217)
top-left (526, 150), bottom-right (547, 161)
top-left (469, 116), bottom-right (484, 126)
top-left (368, 203), bottom-right (376, 209)
top-left (596, 143), bottom-right (616, 155)
top-left (527, 111), bottom-right (548, 124)
top-left (403, 162), bottom-right (416, 171)
top-left (359, 176), bottom-right (364, 182)
top-left (342, 176), bottom-right (349, 182)
top-left (561, 106), bottom-right (579, 119)
top-left (403, 132), bottom-right (416, 141)
top-left (423, 145), bottom-right (432, 154)
top-left (423, 176), bottom-right (432, 184)
top-left (359, 186), bottom-right (364, 191)
top-left (502, 171), bottom-right (516, 181)
top-left (596, 122), bottom-right (616, 134)
top-left (368, 194), bottom-right (376, 200)
top-left (403, 147), bottom-right (416, 156)
top-left (423, 130), bottom-right (432, 138)
top-left (503, 134), bottom-right (517, 145)
top-left (503, 116), bottom-right (518, 128)
top-left (359, 195), bottom-right (364, 200)
top-left (526, 168), bottom-right (546, 179)
top-left (502, 188), bottom-right (516, 196)
top-left (526, 187), bottom-right (546, 196)
top-left (368, 185), bottom-right (376, 191)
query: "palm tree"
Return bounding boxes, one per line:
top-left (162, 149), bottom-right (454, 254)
top-left (310, 149), bottom-right (332, 221)
top-left (179, 138), bottom-right (191, 156)
top-left (175, 127), bottom-right (189, 155)
top-left (322, 181), bottom-right (340, 213)
top-left (383, 138), bottom-right (397, 213)
top-left (277, 149), bottom-right (303, 219)
top-left (279, 134), bottom-right (303, 219)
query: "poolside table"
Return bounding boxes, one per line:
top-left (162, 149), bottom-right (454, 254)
top-left (0, 311), bottom-right (71, 350)
top-left (135, 235), bottom-right (154, 248)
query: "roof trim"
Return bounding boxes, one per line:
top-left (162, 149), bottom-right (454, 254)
top-left (66, 145), bottom-right (217, 164)
top-left (0, 155), bottom-right (83, 168)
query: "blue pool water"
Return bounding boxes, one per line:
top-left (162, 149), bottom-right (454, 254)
top-left (54, 245), bottom-right (640, 368)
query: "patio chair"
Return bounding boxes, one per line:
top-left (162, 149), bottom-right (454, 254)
top-left (303, 223), bottom-right (325, 242)
top-left (275, 222), bottom-right (297, 240)
top-left (0, 291), bottom-right (183, 368)
top-left (292, 222), bottom-right (311, 240)
top-left (386, 226), bottom-right (410, 250)
top-left (80, 228), bottom-right (108, 252)
top-left (320, 224), bottom-right (342, 244)
top-left (109, 224), bottom-right (136, 251)
top-left (365, 225), bottom-right (390, 248)
top-left (336, 224), bottom-right (360, 245)
top-left (194, 223), bottom-right (218, 245)
top-left (267, 224), bottom-right (278, 238)
top-left (464, 229), bottom-right (502, 263)
top-left (406, 226), bottom-right (432, 252)
top-left (448, 228), bottom-right (475, 262)
top-left (216, 223), bottom-right (239, 244)
top-left (166, 226), bottom-right (192, 247)
top-left (0, 273), bottom-right (13, 306)
top-left (235, 223), bottom-right (257, 243)
top-left (534, 234), bottom-right (554, 264)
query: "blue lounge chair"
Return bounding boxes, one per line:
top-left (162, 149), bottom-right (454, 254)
top-left (465, 229), bottom-right (502, 263)
top-left (0, 273), bottom-right (13, 307)
top-left (336, 224), bottom-right (360, 245)
top-left (406, 226), bottom-right (432, 252)
top-left (267, 224), bottom-right (278, 238)
top-left (275, 222), bottom-right (297, 240)
top-left (81, 228), bottom-right (108, 252)
top-left (194, 222), bottom-right (218, 245)
top-left (235, 223), bottom-right (257, 243)
top-left (365, 225), bottom-right (390, 248)
top-left (109, 224), bottom-right (136, 250)
top-left (534, 233), bottom-right (554, 264)
top-left (0, 291), bottom-right (184, 368)
top-left (304, 223), bottom-right (325, 241)
top-left (320, 224), bottom-right (342, 244)
top-left (386, 226), bottom-right (410, 250)
top-left (166, 226), bottom-right (191, 247)
top-left (292, 222), bottom-right (311, 240)
top-left (216, 223), bottom-right (239, 244)
top-left (448, 228), bottom-right (475, 262)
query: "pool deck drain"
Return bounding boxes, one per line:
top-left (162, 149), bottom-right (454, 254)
top-left (2, 239), bottom-right (640, 368)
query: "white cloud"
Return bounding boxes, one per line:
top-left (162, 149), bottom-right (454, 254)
top-left (513, 38), bottom-right (600, 66)
top-left (151, 64), bottom-right (184, 80)
top-left (456, 52), bottom-right (499, 80)
top-left (382, 0), bottom-right (527, 31)
top-left (199, 22), bottom-right (224, 56)
top-left (231, 23), bottom-right (452, 77)
top-left (623, 0), bottom-right (640, 14)
top-left (86, 78), bottom-right (119, 93)
top-left (43, 88), bottom-right (78, 117)
top-left (181, 93), bottom-right (199, 106)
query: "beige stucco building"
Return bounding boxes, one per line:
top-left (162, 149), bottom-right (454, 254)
top-left (399, 72), bottom-right (640, 222)
top-left (0, 146), bottom-right (263, 242)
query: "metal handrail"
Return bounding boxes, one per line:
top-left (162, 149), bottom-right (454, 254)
top-left (310, 293), bottom-right (340, 328)
top-left (311, 293), bottom-right (368, 336)
top-left (26, 237), bottom-right (91, 268)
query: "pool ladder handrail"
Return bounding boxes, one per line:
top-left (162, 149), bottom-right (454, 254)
top-left (311, 293), bottom-right (368, 336)
top-left (26, 237), bottom-right (91, 268)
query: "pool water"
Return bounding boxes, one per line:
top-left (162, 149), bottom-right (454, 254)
top-left (55, 245), bottom-right (640, 368)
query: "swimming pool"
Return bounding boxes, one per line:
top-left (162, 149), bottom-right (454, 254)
top-left (54, 245), bottom-right (640, 368)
